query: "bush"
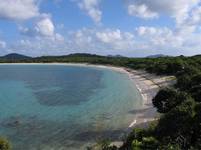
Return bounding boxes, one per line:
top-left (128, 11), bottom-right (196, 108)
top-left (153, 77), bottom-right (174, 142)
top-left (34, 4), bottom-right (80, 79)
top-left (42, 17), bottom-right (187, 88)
top-left (131, 136), bottom-right (159, 150)
top-left (159, 143), bottom-right (181, 150)
top-left (140, 137), bottom-right (159, 149)
top-left (153, 88), bottom-right (189, 113)
top-left (156, 99), bottom-right (195, 148)
top-left (131, 140), bottom-right (142, 150)
top-left (0, 138), bottom-right (11, 150)
top-left (176, 74), bottom-right (192, 91)
top-left (96, 139), bottom-right (118, 150)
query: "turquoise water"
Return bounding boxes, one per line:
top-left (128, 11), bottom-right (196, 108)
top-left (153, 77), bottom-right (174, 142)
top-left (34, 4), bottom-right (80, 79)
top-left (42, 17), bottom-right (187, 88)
top-left (0, 64), bottom-right (142, 149)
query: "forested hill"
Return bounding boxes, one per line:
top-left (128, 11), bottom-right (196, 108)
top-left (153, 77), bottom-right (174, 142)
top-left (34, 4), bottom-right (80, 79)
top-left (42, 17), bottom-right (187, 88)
top-left (2, 53), bottom-right (201, 149)
top-left (0, 53), bottom-right (32, 61)
top-left (1, 53), bottom-right (201, 77)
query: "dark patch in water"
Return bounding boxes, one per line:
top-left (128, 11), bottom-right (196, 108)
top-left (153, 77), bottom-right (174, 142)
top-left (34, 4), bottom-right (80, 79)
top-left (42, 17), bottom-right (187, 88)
top-left (72, 129), bottom-right (125, 142)
top-left (30, 66), bottom-right (103, 106)
top-left (36, 89), bottom-right (93, 106)
top-left (0, 65), bottom-right (133, 149)
top-left (0, 65), bottom-right (104, 106)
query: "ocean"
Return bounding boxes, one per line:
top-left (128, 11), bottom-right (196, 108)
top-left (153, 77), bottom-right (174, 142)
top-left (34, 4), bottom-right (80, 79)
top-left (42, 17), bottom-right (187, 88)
top-left (0, 64), bottom-right (142, 149)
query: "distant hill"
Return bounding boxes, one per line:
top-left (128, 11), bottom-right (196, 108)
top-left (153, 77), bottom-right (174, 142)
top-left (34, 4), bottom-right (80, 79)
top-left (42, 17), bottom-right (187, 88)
top-left (146, 54), bottom-right (169, 58)
top-left (107, 54), bottom-right (126, 58)
top-left (0, 53), bottom-right (32, 60)
top-left (67, 53), bottom-right (103, 57)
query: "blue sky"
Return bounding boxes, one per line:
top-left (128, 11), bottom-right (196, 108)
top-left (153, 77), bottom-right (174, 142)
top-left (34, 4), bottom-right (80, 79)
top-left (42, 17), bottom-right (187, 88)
top-left (0, 0), bottom-right (201, 57)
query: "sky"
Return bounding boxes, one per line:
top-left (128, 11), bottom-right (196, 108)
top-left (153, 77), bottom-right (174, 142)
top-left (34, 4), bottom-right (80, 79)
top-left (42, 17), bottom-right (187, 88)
top-left (0, 0), bottom-right (201, 57)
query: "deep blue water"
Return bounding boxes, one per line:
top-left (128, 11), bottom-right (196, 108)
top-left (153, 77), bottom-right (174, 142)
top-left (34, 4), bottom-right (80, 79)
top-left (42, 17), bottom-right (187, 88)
top-left (0, 64), bottom-right (142, 149)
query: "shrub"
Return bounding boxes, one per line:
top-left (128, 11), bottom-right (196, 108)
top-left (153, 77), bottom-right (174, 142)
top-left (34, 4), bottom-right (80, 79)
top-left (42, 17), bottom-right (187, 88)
top-left (153, 88), bottom-right (189, 113)
top-left (0, 138), bottom-right (11, 150)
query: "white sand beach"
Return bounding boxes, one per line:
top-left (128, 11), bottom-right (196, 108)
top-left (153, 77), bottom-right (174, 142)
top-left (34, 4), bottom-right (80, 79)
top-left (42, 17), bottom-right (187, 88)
top-left (125, 69), bottom-right (176, 128)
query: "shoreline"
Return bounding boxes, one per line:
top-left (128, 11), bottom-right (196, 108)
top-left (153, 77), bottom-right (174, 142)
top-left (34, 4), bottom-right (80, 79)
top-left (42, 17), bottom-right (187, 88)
top-left (0, 63), bottom-right (175, 128)
top-left (125, 69), bottom-right (175, 128)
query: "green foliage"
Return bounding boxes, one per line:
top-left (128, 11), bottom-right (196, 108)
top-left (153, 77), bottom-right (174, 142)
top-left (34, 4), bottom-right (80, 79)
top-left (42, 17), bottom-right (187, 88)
top-left (140, 137), bottom-right (159, 149)
top-left (153, 88), bottom-right (189, 113)
top-left (131, 140), bottom-right (142, 150)
top-left (155, 99), bottom-right (195, 150)
top-left (97, 139), bottom-right (118, 150)
top-left (176, 74), bottom-right (192, 90)
top-left (121, 128), bottom-right (144, 149)
top-left (176, 72), bottom-right (201, 102)
top-left (191, 104), bottom-right (201, 149)
top-left (159, 143), bottom-right (181, 150)
top-left (0, 138), bottom-right (11, 150)
top-left (189, 74), bottom-right (201, 102)
top-left (121, 124), bottom-right (157, 150)
top-left (130, 136), bottom-right (159, 150)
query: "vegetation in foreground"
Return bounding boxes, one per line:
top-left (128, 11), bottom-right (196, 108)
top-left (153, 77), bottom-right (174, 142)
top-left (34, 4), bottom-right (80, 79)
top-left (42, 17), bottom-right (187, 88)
top-left (2, 53), bottom-right (201, 149)
top-left (0, 138), bottom-right (11, 150)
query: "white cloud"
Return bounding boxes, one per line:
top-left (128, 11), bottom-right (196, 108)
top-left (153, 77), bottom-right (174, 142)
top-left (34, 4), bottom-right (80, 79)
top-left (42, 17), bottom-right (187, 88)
top-left (133, 25), bottom-right (201, 56)
top-left (36, 17), bottom-right (55, 37)
top-left (136, 26), bottom-right (172, 37)
top-left (128, 4), bottom-right (158, 19)
top-left (96, 29), bottom-right (122, 43)
top-left (19, 15), bottom-right (64, 43)
top-left (0, 0), bottom-right (39, 21)
top-left (172, 5), bottom-right (201, 39)
top-left (127, 0), bottom-right (200, 24)
top-left (95, 29), bottom-right (135, 50)
top-left (74, 29), bottom-right (92, 46)
top-left (10, 33), bottom-right (66, 56)
top-left (0, 40), bottom-right (6, 48)
top-left (14, 26), bottom-right (200, 56)
top-left (12, 28), bottom-right (137, 56)
top-left (55, 33), bottom-right (65, 42)
top-left (136, 26), bottom-right (184, 47)
top-left (126, 0), bottom-right (201, 55)
top-left (1, 0), bottom-right (201, 57)
top-left (182, 6), bottom-right (201, 29)
top-left (77, 0), bottom-right (102, 23)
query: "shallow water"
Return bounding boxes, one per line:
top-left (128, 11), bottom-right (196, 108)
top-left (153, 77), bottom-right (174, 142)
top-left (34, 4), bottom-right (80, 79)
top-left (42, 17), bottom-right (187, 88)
top-left (0, 64), bottom-right (142, 149)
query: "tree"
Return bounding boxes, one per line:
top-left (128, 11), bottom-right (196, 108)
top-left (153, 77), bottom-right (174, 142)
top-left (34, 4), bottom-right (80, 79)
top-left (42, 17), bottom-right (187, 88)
top-left (0, 138), bottom-right (11, 150)
top-left (187, 73), bottom-right (201, 102)
top-left (156, 99), bottom-right (195, 149)
top-left (191, 104), bottom-right (201, 149)
top-left (131, 137), bottom-right (159, 150)
top-left (152, 88), bottom-right (188, 113)
top-left (140, 137), bottom-right (159, 150)
top-left (121, 128), bottom-right (146, 149)
top-left (159, 143), bottom-right (181, 150)
top-left (176, 74), bottom-right (192, 91)
top-left (166, 59), bottom-right (185, 74)
top-left (131, 140), bottom-right (142, 150)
